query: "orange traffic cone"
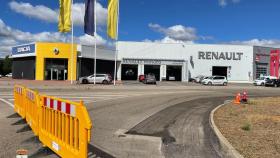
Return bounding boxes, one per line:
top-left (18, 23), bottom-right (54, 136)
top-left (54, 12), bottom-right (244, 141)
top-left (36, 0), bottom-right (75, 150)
top-left (234, 93), bottom-right (241, 104)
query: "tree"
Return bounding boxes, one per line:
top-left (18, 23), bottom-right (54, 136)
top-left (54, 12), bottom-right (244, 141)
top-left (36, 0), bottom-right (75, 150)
top-left (0, 59), bottom-right (3, 75)
top-left (2, 55), bottom-right (12, 76)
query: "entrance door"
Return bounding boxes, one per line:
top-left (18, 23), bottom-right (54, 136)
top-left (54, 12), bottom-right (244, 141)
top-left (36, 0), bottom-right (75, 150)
top-left (144, 65), bottom-right (160, 81)
top-left (45, 59), bottom-right (68, 80)
top-left (166, 65), bottom-right (182, 81)
top-left (121, 64), bottom-right (138, 80)
top-left (212, 66), bottom-right (228, 78)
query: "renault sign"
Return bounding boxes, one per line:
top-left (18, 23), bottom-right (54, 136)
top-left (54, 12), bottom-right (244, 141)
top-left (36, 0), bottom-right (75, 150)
top-left (198, 51), bottom-right (243, 60)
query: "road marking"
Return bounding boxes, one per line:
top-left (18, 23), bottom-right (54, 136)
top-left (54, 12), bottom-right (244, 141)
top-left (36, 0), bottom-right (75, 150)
top-left (0, 98), bottom-right (14, 108)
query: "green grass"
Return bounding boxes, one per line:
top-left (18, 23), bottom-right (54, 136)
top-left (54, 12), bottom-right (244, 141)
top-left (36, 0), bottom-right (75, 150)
top-left (241, 123), bottom-right (251, 131)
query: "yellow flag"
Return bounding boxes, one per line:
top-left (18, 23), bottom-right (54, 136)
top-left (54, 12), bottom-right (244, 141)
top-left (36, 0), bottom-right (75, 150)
top-left (107, 0), bottom-right (119, 40)
top-left (58, 0), bottom-right (72, 33)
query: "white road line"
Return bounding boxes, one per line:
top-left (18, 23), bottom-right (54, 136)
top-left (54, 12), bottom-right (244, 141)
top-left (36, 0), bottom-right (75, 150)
top-left (0, 98), bottom-right (14, 108)
top-left (63, 95), bottom-right (137, 98)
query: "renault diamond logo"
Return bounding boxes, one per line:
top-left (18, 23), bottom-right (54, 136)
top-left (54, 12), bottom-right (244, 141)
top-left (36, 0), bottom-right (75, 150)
top-left (53, 48), bottom-right (59, 55)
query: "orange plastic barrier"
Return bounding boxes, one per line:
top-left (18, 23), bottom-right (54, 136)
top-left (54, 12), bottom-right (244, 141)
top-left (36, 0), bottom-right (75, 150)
top-left (13, 85), bottom-right (92, 158)
top-left (14, 85), bottom-right (26, 118)
top-left (25, 88), bottom-right (40, 136)
top-left (39, 95), bottom-right (92, 158)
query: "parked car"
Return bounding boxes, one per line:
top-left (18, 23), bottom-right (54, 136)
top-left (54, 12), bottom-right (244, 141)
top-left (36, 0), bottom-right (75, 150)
top-left (138, 74), bottom-right (145, 82)
top-left (194, 75), bottom-right (204, 83)
top-left (189, 77), bottom-right (196, 82)
top-left (0, 74), bottom-right (2, 78)
top-left (168, 76), bottom-right (176, 81)
top-left (202, 76), bottom-right (228, 86)
top-left (265, 78), bottom-right (280, 87)
top-left (143, 73), bottom-right (156, 84)
top-left (6, 73), bottom-right (12, 77)
top-left (79, 74), bottom-right (112, 84)
top-left (254, 76), bottom-right (277, 86)
top-left (201, 76), bottom-right (211, 83)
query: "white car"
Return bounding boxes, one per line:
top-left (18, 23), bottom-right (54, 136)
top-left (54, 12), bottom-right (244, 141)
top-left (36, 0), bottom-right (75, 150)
top-left (254, 76), bottom-right (277, 86)
top-left (201, 76), bottom-right (211, 83)
top-left (6, 73), bottom-right (12, 77)
top-left (194, 75), bottom-right (204, 83)
top-left (202, 76), bottom-right (228, 86)
top-left (79, 74), bottom-right (112, 84)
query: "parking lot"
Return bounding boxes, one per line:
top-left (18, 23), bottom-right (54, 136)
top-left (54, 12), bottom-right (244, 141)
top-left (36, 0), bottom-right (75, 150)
top-left (1, 79), bottom-right (280, 157)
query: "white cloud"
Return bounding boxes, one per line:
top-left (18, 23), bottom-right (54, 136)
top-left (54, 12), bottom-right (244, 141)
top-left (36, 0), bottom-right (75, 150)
top-left (9, 1), bottom-right (107, 26)
top-left (218, 0), bottom-right (240, 7)
top-left (148, 23), bottom-right (198, 42)
top-left (142, 37), bottom-right (195, 44)
top-left (77, 34), bottom-right (106, 46)
top-left (0, 19), bottom-right (107, 57)
top-left (229, 39), bottom-right (280, 48)
top-left (9, 1), bottom-right (57, 23)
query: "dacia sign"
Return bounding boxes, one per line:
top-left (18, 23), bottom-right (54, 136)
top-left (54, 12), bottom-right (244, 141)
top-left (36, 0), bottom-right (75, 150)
top-left (12, 44), bottom-right (35, 55)
top-left (198, 51), bottom-right (243, 60)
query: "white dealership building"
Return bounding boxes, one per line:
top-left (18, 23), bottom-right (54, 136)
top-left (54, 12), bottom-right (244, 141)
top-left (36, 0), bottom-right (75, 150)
top-left (116, 41), bottom-right (274, 83)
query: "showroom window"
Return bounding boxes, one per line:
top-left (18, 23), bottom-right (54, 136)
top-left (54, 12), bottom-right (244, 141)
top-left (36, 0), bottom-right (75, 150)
top-left (256, 67), bottom-right (267, 78)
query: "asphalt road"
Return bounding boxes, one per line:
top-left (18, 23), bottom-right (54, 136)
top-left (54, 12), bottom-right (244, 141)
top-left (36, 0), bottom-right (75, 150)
top-left (1, 82), bottom-right (280, 158)
top-left (127, 97), bottom-right (228, 158)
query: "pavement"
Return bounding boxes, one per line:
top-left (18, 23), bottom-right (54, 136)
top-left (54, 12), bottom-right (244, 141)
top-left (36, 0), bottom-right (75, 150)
top-left (1, 80), bottom-right (280, 158)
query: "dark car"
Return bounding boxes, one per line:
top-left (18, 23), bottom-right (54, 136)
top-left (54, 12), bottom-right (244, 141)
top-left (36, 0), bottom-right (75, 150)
top-left (138, 75), bottom-right (145, 82)
top-left (189, 77), bottom-right (196, 82)
top-left (265, 78), bottom-right (280, 87)
top-left (143, 73), bottom-right (156, 84)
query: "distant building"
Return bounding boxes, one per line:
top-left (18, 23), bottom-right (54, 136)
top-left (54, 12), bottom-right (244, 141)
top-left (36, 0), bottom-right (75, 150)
top-left (11, 41), bottom-right (279, 82)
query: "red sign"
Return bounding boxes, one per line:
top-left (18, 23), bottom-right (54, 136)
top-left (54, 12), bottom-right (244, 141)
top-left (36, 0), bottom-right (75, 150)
top-left (255, 55), bottom-right (260, 62)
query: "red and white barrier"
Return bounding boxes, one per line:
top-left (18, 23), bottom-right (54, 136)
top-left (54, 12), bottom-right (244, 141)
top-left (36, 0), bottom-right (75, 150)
top-left (26, 91), bottom-right (35, 101)
top-left (15, 87), bottom-right (23, 95)
top-left (43, 97), bottom-right (76, 117)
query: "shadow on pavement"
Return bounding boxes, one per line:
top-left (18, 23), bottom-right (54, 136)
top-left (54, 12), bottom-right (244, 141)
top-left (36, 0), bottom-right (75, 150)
top-left (11, 118), bottom-right (26, 125)
top-left (21, 136), bottom-right (41, 144)
top-left (88, 144), bottom-right (115, 158)
top-left (16, 125), bottom-right (32, 133)
top-left (29, 147), bottom-right (56, 158)
top-left (6, 113), bottom-right (21, 118)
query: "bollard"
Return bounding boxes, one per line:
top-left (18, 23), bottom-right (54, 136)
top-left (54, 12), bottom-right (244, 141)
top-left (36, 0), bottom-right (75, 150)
top-left (234, 93), bottom-right (241, 104)
top-left (241, 91), bottom-right (248, 103)
top-left (16, 149), bottom-right (28, 158)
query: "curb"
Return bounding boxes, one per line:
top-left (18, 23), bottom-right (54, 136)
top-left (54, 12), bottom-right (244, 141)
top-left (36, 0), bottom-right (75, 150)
top-left (209, 101), bottom-right (244, 158)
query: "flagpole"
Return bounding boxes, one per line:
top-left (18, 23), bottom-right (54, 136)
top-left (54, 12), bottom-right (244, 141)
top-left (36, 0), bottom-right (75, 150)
top-left (94, 0), bottom-right (97, 85)
top-left (113, 0), bottom-right (120, 86)
top-left (71, 0), bottom-right (74, 84)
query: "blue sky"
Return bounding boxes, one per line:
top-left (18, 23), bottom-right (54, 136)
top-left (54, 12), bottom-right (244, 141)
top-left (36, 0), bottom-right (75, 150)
top-left (1, 0), bottom-right (280, 57)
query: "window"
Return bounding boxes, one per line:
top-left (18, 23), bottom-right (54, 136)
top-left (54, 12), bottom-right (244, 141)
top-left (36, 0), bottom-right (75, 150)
top-left (96, 74), bottom-right (105, 77)
top-left (256, 67), bottom-right (267, 79)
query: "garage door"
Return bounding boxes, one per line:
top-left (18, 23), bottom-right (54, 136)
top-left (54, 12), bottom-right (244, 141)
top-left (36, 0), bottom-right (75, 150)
top-left (212, 66), bottom-right (228, 78)
top-left (144, 65), bottom-right (160, 81)
top-left (166, 65), bottom-right (182, 81)
top-left (121, 64), bottom-right (138, 80)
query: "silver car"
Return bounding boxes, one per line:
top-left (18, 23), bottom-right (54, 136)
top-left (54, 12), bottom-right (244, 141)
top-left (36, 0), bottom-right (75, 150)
top-left (79, 74), bottom-right (112, 84)
top-left (143, 73), bottom-right (157, 84)
top-left (202, 76), bottom-right (228, 86)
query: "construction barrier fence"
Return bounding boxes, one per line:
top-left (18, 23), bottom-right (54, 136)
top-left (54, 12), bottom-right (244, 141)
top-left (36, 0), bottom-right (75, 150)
top-left (13, 85), bottom-right (92, 158)
top-left (14, 85), bottom-right (25, 118)
top-left (25, 88), bottom-right (40, 136)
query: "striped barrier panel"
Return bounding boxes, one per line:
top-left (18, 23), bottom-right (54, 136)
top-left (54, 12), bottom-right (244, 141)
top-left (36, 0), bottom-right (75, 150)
top-left (14, 85), bottom-right (26, 118)
top-left (39, 95), bottom-right (92, 158)
top-left (25, 88), bottom-right (40, 136)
